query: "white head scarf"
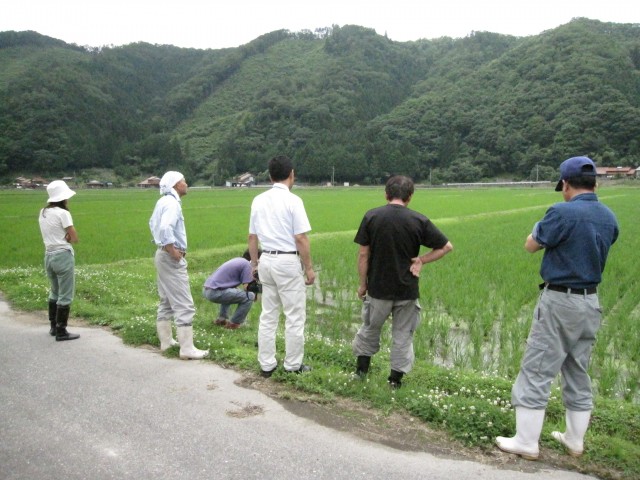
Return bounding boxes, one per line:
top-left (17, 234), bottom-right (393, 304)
top-left (159, 171), bottom-right (184, 195)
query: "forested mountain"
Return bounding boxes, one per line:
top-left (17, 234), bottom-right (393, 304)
top-left (1, 19), bottom-right (639, 185)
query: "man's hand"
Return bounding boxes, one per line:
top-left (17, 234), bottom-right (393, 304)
top-left (410, 242), bottom-right (453, 275)
top-left (304, 266), bottom-right (315, 285)
top-left (410, 257), bottom-right (423, 277)
top-left (357, 284), bottom-right (367, 300)
top-left (164, 244), bottom-right (183, 262)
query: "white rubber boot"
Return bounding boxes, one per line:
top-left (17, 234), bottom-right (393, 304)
top-left (156, 321), bottom-right (179, 351)
top-left (177, 326), bottom-right (209, 360)
top-left (496, 407), bottom-right (545, 460)
top-left (551, 410), bottom-right (591, 457)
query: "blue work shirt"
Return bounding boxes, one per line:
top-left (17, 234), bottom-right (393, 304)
top-left (149, 190), bottom-right (187, 251)
top-left (532, 193), bottom-right (618, 288)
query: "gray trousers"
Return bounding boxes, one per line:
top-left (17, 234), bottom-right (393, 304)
top-left (45, 250), bottom-right (75, 306)
top-left (155, 249), bottom-right (195, 327)
top-left (512, 288), bottom-right (601, 411)
top-left (352, 296), bottom-right (421, 373)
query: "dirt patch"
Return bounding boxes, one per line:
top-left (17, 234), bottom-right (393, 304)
top-left (226, 400), bottom-right (265, 418)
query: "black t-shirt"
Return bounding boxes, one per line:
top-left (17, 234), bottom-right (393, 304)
top-left (354, 204), bottom-right (449, 300)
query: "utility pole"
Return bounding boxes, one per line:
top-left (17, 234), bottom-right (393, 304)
top-left (331, 166), bottom-right (335, 186)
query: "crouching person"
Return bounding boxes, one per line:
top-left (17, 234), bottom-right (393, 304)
top-left (203, 249), bottom-right (262, 329)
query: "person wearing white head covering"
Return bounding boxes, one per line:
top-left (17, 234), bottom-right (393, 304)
top-left (38, 180), bottom-right (80, 341)
top-left (159, 171), bottom-right (185, 196)
top-left (149, 171), bottom-right (208, 360)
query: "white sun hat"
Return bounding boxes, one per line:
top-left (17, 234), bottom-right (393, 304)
top-left (46, 180), bottom-right (76, 203)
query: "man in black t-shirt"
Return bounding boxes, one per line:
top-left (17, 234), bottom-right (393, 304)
top-left (352, 175), bottom-right (453, 388)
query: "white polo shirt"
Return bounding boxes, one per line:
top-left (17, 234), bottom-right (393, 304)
top-left (249, 183), bottom-right (311, 251)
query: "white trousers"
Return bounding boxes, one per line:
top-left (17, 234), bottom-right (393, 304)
top-left (257, 253), bottom-right (306, 371)
top-left (155, 249), bottom-right (195, 327)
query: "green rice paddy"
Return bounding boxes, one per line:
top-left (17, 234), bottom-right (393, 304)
top-left (1, 184), bottom-right (638, 478)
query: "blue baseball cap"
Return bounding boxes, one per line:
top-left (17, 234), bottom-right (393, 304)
top-left (555, 156), bottom-right (597, 191)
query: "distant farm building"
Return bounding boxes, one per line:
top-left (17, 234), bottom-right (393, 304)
top-left (14, 176), bottom-right (29, 188)
top-left (14, 176), bottom-right (46, 188)
top-left (137, 176), bottom-right (161, 188)
top-left (596, 166), bottom-right (637, 179)
top-left (228, 172), bottom-right (255, 187)
top-left (86, 180), bottom-right (110, 188)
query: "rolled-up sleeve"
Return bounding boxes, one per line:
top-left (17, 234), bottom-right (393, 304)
top-left (533, 207), bottom-right (566, 249)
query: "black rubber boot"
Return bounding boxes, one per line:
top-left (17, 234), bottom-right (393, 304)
top-left (48, 300), bottom-right (57, 336)
top-left (55, 305), bottom-right (80, 341)
top-left (388, 369), bottom-right (404, 389)
top-left (355, 356), bottom-right (371, 378)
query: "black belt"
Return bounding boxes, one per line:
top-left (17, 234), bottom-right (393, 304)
top-left (541, 283), bottom-right (597, 295)
top-left (264, 250), bottom-right (299, 255)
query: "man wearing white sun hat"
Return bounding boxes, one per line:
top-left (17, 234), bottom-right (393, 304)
top-left (38, 180), bottom-right (80, 341)
top-left (149, 171), bottom-right (209, 360)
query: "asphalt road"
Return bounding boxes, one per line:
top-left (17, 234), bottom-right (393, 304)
top-left (0, 297), bottom-right (595, 480)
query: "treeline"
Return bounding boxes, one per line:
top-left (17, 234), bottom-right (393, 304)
top-left (1, 19), bottom-right (639, 185)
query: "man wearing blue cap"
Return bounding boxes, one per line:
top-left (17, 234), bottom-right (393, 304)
top-left (496, 156), bottom-right (619, 460)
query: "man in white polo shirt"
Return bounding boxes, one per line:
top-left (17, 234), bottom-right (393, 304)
top-left (248, 155), bottom-right (315, 377)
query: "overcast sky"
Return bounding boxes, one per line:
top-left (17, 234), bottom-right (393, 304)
top-left (3, 0), bottom-right (638, 50)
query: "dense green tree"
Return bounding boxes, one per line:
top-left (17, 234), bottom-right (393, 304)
top-left (1, 18), bottom-right (639, 185)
